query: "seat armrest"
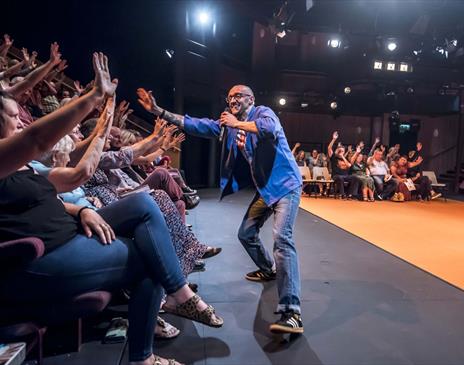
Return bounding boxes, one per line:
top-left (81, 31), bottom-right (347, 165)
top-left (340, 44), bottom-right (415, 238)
top-left (0, 238), bottom-right (45, 272)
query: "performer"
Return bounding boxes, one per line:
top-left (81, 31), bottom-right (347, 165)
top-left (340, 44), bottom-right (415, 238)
top-left (137, 85), bottom-right (303, 334)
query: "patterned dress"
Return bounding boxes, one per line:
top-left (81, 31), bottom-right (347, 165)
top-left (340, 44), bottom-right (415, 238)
top-left (84, 168), bottom-right (207, 276)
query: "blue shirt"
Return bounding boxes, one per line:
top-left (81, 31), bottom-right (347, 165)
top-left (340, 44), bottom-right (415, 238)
top-left (184, 105), bottom-right (302, 205)
top-left (29, 160), bottom-right (96, 209)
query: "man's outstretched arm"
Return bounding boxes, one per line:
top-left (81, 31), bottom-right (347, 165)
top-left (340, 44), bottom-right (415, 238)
top-left (137, 88), bottom-right (184, 128)
top-left (137, 87), bottom-right (221, 138)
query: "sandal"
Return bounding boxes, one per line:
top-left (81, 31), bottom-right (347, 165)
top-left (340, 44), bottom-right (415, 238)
top-left (153, 355), bottom-right (184, 365)
top-left (154, 317), bottom-right (180, 339)
top-left (162, 294), bottom-right (224, 328)
top-left (201, 247), bottom-right (222, 259)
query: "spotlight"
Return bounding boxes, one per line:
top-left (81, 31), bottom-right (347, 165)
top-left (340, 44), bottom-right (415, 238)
top-left (197, 10), bottom-right (211, 25)
top-left (165, 49), bottom-right (174, 59)
top-left (301, 102), bottom-right (309, 108)
top-left (344, 86), bottom-right (351, 94)
top-left (278, 98), bottom-right (287, 106)
top-left (374, 61), bottom-right (383, 70)
top-left (328, 39), bottom-right (341, 48)
top-left (386, 62), bottom-right (396, 71)
top-left (387, 41), bottom-right (397, 52)
top-left (330, 101), bottom-right (338, 110)
top-left (407, 87), bottom-right (414, 94)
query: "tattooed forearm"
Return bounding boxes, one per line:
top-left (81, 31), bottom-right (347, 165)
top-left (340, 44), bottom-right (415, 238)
top-left (162, 110), bottom-right (185, 129)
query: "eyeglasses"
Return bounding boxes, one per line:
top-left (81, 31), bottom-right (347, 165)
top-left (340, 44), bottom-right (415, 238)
top-left (225, 93), bottom-right (252, 103)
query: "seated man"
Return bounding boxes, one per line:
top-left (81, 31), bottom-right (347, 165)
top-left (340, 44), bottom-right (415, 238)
top-left (367, 148), bottom-right (397, 200)
top-left (328, 131), bottom-right (356, 198)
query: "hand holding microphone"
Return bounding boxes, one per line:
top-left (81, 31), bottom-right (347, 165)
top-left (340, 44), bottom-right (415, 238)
top-left (219, 108), bottom-right (239, 142)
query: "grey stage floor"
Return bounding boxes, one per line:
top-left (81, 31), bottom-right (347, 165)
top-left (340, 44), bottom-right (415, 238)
top-left (39, 188), bottom-right (464, 365)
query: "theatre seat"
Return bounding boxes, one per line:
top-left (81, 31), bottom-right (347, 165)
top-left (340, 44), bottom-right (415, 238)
top-left (0, 238), bottom-right (112, 365)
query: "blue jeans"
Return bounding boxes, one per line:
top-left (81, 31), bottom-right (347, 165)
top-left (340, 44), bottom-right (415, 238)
top-left (0, 193), bottom-right (186, 362)
top-left (238, 187), bottom-right (302, 314)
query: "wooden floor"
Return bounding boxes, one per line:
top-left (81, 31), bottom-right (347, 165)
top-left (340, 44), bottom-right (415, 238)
top-left (300, 196), bottom-right (464, 290)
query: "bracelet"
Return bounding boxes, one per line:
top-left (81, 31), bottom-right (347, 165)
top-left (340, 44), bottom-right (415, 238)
top-left (77, 206), bottom-right (91, 220)
top-left (159, 109), bottom-right (166, 119)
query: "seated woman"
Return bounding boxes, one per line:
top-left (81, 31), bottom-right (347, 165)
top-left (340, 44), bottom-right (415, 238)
top-left (0, 53), bottom-right (222, 365)
top-left (295, 150), bottom-right (308, 167)
top-left (391, 155), bottom-right (432, 201)
top-left (350, 146), bottom-right (375, 201)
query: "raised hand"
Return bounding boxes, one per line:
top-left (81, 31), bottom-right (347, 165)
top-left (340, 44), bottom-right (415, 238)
top-left (92, 52), bottom-right (118, 97)
top-left (375, 137), bottom-right (380, 144)
top-left (74, 80), bottom-right (84, 95)
top-left (96, 97), bottom-right (116, 136)
top-left (169, 133), bottom-right (186, 149)
top-left (3, 34), bottom-right (13, 48)
top-left (21, 48), bottom-right (29, 63)
top-left (153, 117), bottom-right (167, 137)
top-left (137, 88), bottom-right (162, 115)
top-left (416, 142), bottom-right (422, 151)
top-left (56, 59), bottom-right (68, 72)
top-left (356, 145), bottom-right (362, 153)
top-left (49, 42), bottom-right (62, 66)
top-left (332, 131), bottom-right (339, 140)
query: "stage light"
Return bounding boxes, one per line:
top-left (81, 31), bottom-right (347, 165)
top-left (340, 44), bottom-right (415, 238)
top-left (165, 49), bottom-right (174, 59)
top-left (328, 39), bottom-right (341, 48)
top-left (197, 10), bottom-right (211, 25)
top-left (399, 63), bottom-right (408, 72)
top-left (387, 62), bottom-right (396, 71)
top-left (407, 87), bottom-right (414, 94)
top-left (301, 102), bottom-right (309, 108)
top-left (278, 98), bottom-right (287, 106)
top-left (387, 41), bottom-right (397, 52)
top-left (330, 101), bottom-right (338, 110)
top-left (344, 86), bottom-right (351, 94)
top-left (374, 61), bottom-right (383, 70)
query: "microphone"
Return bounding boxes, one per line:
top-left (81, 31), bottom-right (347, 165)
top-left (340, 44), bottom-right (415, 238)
top-left (219, 107), bottom-right (230, 143)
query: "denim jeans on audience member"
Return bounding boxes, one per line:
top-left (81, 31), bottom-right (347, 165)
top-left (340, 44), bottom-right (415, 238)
top-left (238, 187), bottom-right (302, 314)
top-left (0, 193), bottom-right (186, 362)
top-left (372, 175), bottom-right (397, 199)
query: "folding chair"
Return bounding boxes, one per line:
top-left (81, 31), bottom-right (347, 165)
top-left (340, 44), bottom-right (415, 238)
top-left (422, 170), bottom-right (448, 201)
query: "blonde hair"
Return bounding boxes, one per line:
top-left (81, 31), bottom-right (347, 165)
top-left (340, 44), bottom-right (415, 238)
top-left (120, 129), bottom-right (137, 146)
top-left (52, 135), bottom-right (75, 154)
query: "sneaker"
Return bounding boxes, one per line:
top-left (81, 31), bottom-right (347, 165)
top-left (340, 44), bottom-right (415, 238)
top-left (245, 269), bottom-right (276, 282)
top-left (182, 186), bottom-right (198, 196)
top-left (430, 192), bottom-right (442, 200)
top-left (391, 193), bottom-right (399, 202)
top-left (269, 312), bottom-right (304, 334)
top-left (376, 194), bottom-right (383, 201)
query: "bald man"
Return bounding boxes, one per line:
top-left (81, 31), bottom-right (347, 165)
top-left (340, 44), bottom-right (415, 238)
top-left (137, 85), bottom-right (303, 334)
